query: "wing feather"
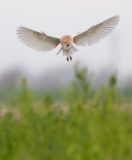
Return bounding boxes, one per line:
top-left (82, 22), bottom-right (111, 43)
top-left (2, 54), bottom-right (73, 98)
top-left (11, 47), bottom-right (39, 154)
top-left (73, 15), bottom-right (120, 46)
top-left (16, 26), bottom-right (60, 51)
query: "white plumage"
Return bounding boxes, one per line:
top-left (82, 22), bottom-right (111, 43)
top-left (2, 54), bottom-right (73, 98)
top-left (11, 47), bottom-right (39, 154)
top-left (16, 15), bottom-right (120, 61)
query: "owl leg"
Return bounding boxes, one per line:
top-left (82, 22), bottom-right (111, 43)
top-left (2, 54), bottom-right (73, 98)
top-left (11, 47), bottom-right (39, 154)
top-left (66, 57), bottom-right (69, 61)
top-left (69, 56), bottom-right (72, 61)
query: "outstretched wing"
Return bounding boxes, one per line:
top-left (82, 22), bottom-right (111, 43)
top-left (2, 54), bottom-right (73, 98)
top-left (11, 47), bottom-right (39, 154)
top-left (16, 26), bottom-right (60, 51)
top-left (73, 15), bottom-right (120, 46)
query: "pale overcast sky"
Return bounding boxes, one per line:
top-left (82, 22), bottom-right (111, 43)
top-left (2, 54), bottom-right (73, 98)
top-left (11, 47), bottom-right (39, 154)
top-left (0, 0), bottom-right (132, 82)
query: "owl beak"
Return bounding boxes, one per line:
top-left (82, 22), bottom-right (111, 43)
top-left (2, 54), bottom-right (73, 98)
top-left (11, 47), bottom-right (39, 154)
top-left (64, 42), bottom-right (70, 47)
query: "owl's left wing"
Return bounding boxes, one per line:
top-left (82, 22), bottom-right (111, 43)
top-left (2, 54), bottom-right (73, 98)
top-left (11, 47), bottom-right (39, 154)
top-left (73, 15), bottom-right (120, 46)
top-left (16, 26), bottom-right (60, 52)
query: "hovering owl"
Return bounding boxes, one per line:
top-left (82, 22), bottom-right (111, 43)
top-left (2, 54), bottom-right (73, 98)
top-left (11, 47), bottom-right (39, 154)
top-left (16, 15), bottom-right (120, 61)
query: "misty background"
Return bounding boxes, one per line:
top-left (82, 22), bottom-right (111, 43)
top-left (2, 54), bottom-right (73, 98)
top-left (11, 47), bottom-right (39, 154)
top-left (0, 0), bottom-right (132, 89)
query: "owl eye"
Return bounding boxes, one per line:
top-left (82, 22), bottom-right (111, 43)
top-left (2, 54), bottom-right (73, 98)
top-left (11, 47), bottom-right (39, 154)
top-left (67, 44), bottom-right (69, 47)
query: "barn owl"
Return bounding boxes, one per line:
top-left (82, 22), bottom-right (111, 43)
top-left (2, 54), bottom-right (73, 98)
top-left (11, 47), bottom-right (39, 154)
top-left (16, 15), bottom-right (120, 61)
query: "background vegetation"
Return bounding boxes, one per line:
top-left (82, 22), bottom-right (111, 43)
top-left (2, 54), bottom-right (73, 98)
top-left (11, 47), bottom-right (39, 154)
top-left (0, 64), bottom-right (132, 160)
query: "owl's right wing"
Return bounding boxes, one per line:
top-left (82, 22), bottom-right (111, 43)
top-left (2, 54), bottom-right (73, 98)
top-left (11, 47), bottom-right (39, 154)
top-left (73, 15), bottom-right (120, 46)
top-left (16, 26), bottom-right (60, 52)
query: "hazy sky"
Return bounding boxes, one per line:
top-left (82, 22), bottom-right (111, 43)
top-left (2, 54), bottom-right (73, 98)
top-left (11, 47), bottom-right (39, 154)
top-left (0, 0), bottom-right (132, 79)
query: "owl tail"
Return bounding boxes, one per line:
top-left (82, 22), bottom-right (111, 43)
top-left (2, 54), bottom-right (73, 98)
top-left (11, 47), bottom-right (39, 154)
top-left (56, 46), bottom-right (78, 56)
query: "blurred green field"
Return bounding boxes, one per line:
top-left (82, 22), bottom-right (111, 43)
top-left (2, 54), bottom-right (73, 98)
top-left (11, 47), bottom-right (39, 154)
top-left (0, 64), bottom-right (132, 160)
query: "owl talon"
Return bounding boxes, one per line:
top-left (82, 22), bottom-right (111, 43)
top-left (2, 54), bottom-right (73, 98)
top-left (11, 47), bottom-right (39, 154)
top-left (70, 56), bottom-right (72, 61)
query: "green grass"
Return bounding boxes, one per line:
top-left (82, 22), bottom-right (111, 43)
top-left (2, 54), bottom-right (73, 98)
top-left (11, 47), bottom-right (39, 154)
top-left (0, 65), bottom-right (132, 160)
